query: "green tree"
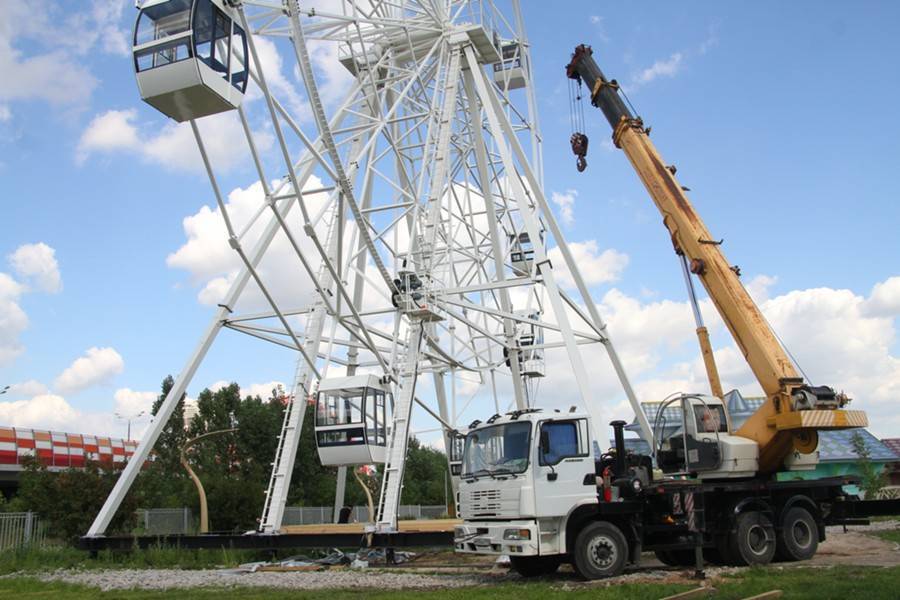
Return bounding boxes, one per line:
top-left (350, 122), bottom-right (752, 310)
top-left (400, 437), bottom-right (450, 506)
top-left (17, 458), bottom-right (139, 542)
top-left (851, 431), bottom-right (888, 499)
top-left (149, 375), bottom-right (187, 474)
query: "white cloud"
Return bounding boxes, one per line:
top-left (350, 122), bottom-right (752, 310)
top-left (863, 276), bottom-right (900, 317)
top-left (54, 347), bottom-right (125, 395)
top-left (166, 178), bottom-right (331, 307)
top-left (631, 52), bottom-right (683, 88)
top-left (77, 108), bottom-right (273, 173)
top-left (0, 387), bottom-right (151, 438)
top-left (0, 242), bottom-right (62, 366)
top-left (7, 380), bottom-right (49, 397)
top-left (548, 240), bottom-right (629, 289)
top-left (551, 189), bottom-right (577, 226)
top-left (588, 15), bottom-right (610, 43)
top-left (75, 109), bottom-right (139, 164)
top-left (8, 242), bottom-right (62, 293)
top-left (0, 272), bottom-right (27, 365)
top-left (0, 1), bottom-right (129, 110)
top-left (113, 388), bottom-right (157, 417)
top-left (244, 381), bottom-right (287, 400)
top-left (0, 104), bottom-right (10, 122)
top-left (0, 393), bottom-right (81, 431)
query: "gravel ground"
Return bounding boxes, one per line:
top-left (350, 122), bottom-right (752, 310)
top-left (22, 521), bottom-right (900, 591)
top-left (35, 568), bottom-right (484, 591)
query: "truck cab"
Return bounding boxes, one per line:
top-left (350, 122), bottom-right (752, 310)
top-left (455, 409), bottom-right (599, 560)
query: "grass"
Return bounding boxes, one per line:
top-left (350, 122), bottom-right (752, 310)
top-left (1, 565), bottom-right (900, 599)
top-left (872, 529), bottom-right (900, 544)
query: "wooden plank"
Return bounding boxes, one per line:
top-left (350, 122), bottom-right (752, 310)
top-left (659, 587), bottom-right (715, 600)
top-left (740, 592), bottom-right (782, 600)
top-left (281, 518), bottom-right (461, 535)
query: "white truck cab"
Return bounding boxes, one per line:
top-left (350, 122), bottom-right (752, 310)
top-left (455, 409), bottom-right (599, 560)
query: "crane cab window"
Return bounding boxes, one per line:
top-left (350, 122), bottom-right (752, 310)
top-left (539, 419), bottom-right (589, 465)
top-left (693, 404), bottom-right (727, 434)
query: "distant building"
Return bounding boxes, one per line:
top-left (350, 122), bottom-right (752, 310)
top-left (622, 390), bottom-right (900, 495)
top-left (183, 398), bottom-right (200, 429)
top-left (881, 438), bottom-right (900, 486)
top-left (0, 426), bottom-right (138, 497)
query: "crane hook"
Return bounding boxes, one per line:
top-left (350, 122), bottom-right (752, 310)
top-left (570, 132), bottom-right (589, 173)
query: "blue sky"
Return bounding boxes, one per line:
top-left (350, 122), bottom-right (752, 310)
top-left (1, 1), bottom-right (899, 440)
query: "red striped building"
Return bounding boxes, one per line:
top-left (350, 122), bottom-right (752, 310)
top-left (0, 426), bottom-right (138, 470)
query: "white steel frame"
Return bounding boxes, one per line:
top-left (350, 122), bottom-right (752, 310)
top-left (87, 0), bottom-right (652, 537)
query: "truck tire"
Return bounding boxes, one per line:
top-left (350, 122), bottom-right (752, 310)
top-left (509, 555), bottom-right (561, 577)
top-left (572, 521), bottom-right (628, 580)
top-left (775, 507), bottom-right (818, 562)
top-left (727, 511), bottom-right (776, 566)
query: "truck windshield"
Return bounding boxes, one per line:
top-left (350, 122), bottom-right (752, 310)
top-left (462, 421), bottom-right (531, 477)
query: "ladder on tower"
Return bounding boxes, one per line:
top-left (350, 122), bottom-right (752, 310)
top-left (375, 45), bottom-right (463, 532)
top-left (375, 320), bottom-right (424, 531)
top-left (258, 202), bottom-right (340, 533)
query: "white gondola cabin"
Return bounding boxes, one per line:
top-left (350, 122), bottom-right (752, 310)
top-left (492, 42), bottom-right (526, 90)
top-left (515, 310), bottom-right (545, 378)
top-left (509, 231), bottom-right (535, 275)
top-left (133, 0), bottom-right (248, 122)
top-left (315, 375), bottom-right (392, 466)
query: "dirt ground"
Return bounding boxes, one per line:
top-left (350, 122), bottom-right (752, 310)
top-left (402, 521), bottom-right (900, 581)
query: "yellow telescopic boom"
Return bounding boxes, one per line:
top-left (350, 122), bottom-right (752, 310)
top-left (565, 45), bottom-right (867, 473)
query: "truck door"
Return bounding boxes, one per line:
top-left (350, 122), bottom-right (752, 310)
top-left (534, 419), bottom-right (595, 517)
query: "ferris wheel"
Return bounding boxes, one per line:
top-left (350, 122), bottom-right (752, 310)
top-left (88, 0), bottom-right (650, 537)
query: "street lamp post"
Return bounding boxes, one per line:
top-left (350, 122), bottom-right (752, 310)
top-left (114, 411), bottom-right (146, 441)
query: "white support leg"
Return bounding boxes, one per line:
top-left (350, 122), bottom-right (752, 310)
top-left (375, 320), bottom-right (424, 531)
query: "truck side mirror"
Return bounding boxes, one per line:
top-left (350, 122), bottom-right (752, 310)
top-left (540, 430), bottom-right (550, 456)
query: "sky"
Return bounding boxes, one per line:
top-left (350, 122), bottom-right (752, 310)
top-left (1, 0), bottom-right (900, 445)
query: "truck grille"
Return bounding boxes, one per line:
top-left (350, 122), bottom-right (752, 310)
top-left (460, 488), bottom-right (518, 518)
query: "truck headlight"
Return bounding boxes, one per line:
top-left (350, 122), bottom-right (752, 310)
top-left (503, 528), bottom-right (531, 540)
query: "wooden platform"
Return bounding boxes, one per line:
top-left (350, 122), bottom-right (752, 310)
top-left (282, 518), bottom-right (461, 535)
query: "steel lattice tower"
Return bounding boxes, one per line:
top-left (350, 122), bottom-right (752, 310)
top-left (89, 0), bottom-right (650, 537)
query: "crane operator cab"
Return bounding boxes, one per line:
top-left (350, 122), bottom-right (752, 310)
top-left (315, 375), bottom-right (393, 466)
top-left (654, 395), bottom-right (759, 479)
top-left (133, 0), bottom-right (248, 122)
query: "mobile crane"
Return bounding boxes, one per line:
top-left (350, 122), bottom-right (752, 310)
top-left (452, 45), bottom-right (897, 580)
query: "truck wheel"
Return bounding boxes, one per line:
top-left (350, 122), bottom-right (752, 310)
top-left (728, 511), bottom-right (776, 566)
top-left (509, 555), bottom-right (561, 577)
top-left (775, 507), bottom-right (818, 562)
top-left (572, 521), bottom-right (628, 580)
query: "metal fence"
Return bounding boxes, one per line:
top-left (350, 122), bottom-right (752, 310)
top-left (0, 512), bottom-right (47, 550)
top-left (282, 505), bottom-right (448, 525)
top-left (137, 508), bottom-right (194, 535)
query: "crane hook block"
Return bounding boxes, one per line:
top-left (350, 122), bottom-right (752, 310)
top-left (571, 132), bottom-right (589, 172)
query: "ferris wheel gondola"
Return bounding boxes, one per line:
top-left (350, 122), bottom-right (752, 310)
top-left (314, 375), bottom-right (393, 467)
top-left (132, 0), bottom-right (247, 122)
